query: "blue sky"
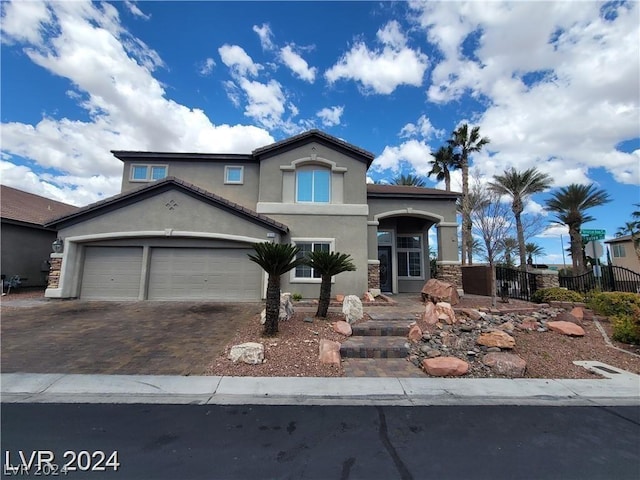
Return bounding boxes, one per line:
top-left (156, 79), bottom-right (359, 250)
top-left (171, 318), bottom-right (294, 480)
top-left (1, 1), bottom-right (638, 265)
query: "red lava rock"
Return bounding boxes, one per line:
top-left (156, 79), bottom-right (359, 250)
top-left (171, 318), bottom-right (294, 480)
top-left (477, 330), bottom-right (516, 349)
top-left (318, 339), bottom-right (341, 364)
top-left (483, 352), bottom-right (527, 377)
top-left (408, 324), bottom-right (423, 343)
top-left (547, 321), bottom-right (585, 337)
top-left (422, 357), bottom-right (469, 377)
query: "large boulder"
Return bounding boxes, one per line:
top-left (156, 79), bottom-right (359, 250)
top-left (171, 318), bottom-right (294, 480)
top-left (333, 321), bottom-right (352, 336)
top-left (483, 352), bottom-right (526, 377)
top-left (319, 339), bottom-right (341, 364)
top-left (435, 302), bottom-right (457, 324)
top-left (229, 342), bottom-right (264, 364)
top-left (477, 330), bottom-right (516, 349)
top-left (421, 279), bottom-right (460, 305)
top-left (342, 295), bottom-right (363, 324)
top-left (422, 357), bottom-right (469, 376)
top-left (547, 321), bottom-right (585, 337)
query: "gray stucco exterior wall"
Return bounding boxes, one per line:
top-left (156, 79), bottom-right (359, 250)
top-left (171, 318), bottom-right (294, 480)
top-left (1, 222), bottom-right (56, 287)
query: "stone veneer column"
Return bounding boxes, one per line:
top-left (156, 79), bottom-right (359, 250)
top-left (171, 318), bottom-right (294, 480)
top-left (367, 262), bottom-right (380, 294)
top-left (533, 270), bottom-right (560, 290)
top-left (435, 263), bottom-right (463, 289)
top-left (47, 253), bottom-right (63, 289)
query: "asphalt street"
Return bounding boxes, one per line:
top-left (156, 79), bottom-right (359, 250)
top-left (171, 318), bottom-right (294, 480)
top-left (2, 404), bottom-right (639, 480)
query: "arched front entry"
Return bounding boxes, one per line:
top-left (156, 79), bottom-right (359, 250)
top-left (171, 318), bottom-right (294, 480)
top-left (367, 209), bottom-right (460, 294)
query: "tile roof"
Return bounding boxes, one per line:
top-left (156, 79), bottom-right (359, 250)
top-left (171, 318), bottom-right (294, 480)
top-left (45, 177), bottom-right (289, 233)
top-left (0, 185), bottom-right (78, 226)
top-left (367, 184), bottom-right (461, 198)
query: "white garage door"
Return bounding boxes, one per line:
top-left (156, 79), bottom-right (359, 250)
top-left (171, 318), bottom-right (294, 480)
top-left (147, 248), bottom-right (261, 301)
top-left (81, 247), bottom-right (143, 300)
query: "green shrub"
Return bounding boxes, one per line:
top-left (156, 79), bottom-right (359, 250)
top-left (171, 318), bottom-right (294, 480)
top-left (531, 287), bottom-right (585, 304)
top-left (291, 293), bottom-right (303, 301)
top-left (588, 292), bottom-right (640, 344)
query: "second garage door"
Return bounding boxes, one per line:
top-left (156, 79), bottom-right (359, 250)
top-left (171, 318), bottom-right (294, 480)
top-left (147, 248), bottom-right (261, 301)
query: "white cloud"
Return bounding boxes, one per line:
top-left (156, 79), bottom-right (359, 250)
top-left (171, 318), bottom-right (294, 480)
top-left (316, 106), bottom-right (344, 127)
top-left (253, 23), bottom-right (274, 51)
top-left (218, 44), bottom-right (262, 77)
top-left (0, 0), bottom-right (273, 206)
top-left (238, 78), bottom-right (286, 130)
top-left (280, 45), bottom-right (317, 83)
top-left (199, 57), bottom-right (216, 76)
top-left (325, 20), bottom-right (429, 94)
top-left (371, 139), bottom-right (432, 176)
top-left (124, 1), bottom-right (150, 21)
top-left (400, 115), bottom-right (444, 140)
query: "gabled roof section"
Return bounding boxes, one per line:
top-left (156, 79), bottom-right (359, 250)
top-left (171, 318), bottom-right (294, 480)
top-left (252, 129), bottom-right (375, 167)
top-left (604, 235), bottom-right (634, 244)
top-left (111, 151), bottom-right (254, 163)
top-left (367, 184), bottom-right (461, 199)
top-left (1, 185), bottom-right (78, 227)
top-left (44, 177), bottom-right (288, 233)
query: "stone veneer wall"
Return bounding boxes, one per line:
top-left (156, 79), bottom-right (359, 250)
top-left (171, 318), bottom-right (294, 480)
top-left (436, 264), bottom-right (463, 289)
top-left (47, 254), bottom-right (63, 289)
top-left (534, 271), bottom-right (560, 290)
top-left (367, 264), bottom-right (380, 290)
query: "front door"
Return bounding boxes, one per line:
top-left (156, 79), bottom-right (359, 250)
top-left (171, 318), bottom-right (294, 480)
top-left (378, 246), bottom-right (392, 292)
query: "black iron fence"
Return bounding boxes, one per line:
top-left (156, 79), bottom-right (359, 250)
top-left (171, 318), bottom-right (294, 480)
top-left (559, 265), bottom-right (640, 294)
top-left (495, 266), bottom-right (538, 302)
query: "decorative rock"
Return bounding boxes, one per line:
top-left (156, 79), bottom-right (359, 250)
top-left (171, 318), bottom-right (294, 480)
top-left (333, 321), bottom-right (352, 336)
top-left (570, 307), bottom-right (584, 321)
top-left (229, 342), bottom-right (264, 364)
top-left (436, 302), bottom-right (457, 324)
top-left (303, 316), bottom-right (314, 323)
top-left (363, 292), bottom-right (375, 302)
top-left (487, 347), bottom-right (501, 352)
top-left (260, 309), bottom-right (266, 325)
top-left (421, 279), bottom-right (460, 305)
top-left (335, 294), bottom-right (345, 302)
top-left (519, 318), bottom-right (539, 331)
top-left (408, 324), bottom-right (423, 343)
top-left (460, 324), bottom-right (474, 332)
top-left (483, 352), bottom-right (527, 377)
top-left (342, 295), bottom-right (364, 324)
top-left (497, 321), bottom-right (515, 333)
top-left (279, 293), bottom-right (295, 321)
top-left (460, 308), bottom-right (483, 321)
top-left (423, 302), bottom-right (439, 324)
top-left (477, 330), bottom-right (516, 349)
top-left (426, 349), bottom-right (442, 358)
top-left (318, 339), bottom-right (341, 364)
top-left (547, 321), bottom-right (585, 337)
top-left (422, 357), bottom-right (469, 376)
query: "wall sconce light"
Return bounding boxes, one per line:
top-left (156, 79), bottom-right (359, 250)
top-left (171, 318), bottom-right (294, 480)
top-left (52, 238), bottom-right (64, 254)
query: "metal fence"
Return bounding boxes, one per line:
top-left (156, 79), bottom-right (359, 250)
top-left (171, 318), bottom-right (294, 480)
top-left (495, 266), bottom-right (538, 302)
top-left (559, 265), bottom-right (640, 294)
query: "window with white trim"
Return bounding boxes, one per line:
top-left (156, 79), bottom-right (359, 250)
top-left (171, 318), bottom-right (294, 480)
top-left (224, 166), bottom-right (244, 184)
top-left (397, 234), bottom-right (423, 278)
top-left (296, 167), bottom-right (330, 203)
top-left (130, 164), bottom-right (167, 182)
top-left (612, 244), bottom-right (626, 257)
top-left (292, 239), bottom-right (334, 282)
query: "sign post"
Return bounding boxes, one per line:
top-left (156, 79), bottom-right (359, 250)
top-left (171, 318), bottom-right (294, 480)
top-left (582, 229), bottom-right (605, 289)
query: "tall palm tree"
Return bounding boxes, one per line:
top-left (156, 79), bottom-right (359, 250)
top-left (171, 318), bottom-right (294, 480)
top-left (248, 243), bottom-right (303, 336)
top-left (616, 208), bottom-right (640, 262)
top-left (544, 184), bottom-right (611, 274)
top-left (525, 242), bottom-right (546, 264)
top-left (304, 251), bottom-right (356, 318)
top-left (488, 167), bottom-right (552, 269)
top-left (616, 221), bottom-right (638, 237)
top-left (449, 124), bottom-right (490, 265)
top-left (427, 145), bottom-right (457, 191)
top-left (500, 237), bottom-right (518, 267)
top-left (392, 173), bottom-right (426, 187)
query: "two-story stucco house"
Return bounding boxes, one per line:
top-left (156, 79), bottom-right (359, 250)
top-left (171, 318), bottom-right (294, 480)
top-left (44, 130), bottom-right (460, 301)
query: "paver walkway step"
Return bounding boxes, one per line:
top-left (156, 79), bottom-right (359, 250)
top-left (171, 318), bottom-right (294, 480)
top-left (342, 358), bottom-right (424, 377)
top-left (367, 312), bottom-right (419, 321)
top-left (340, 337), bottom-right (410, 359)
top-left (352, 321), bottom-right (412, 337)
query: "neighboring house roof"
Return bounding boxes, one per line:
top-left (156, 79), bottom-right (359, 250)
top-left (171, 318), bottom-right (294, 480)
top-left (367, 184), bottom-right (461, 199)
top-left (111, 151), bottom-right (254, 163)
top-left (0, 184), bottom-right (78, 227)
top-left (605, 235), bottom-right (635, 244)
top-left (44, 177), bottom-right (289, 233)
top-left (253, 129), bottom-right (376, 167)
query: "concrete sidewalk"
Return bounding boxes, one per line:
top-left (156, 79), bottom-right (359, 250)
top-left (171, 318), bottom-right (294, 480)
top-left (2, 361), bottom-right (638, 407)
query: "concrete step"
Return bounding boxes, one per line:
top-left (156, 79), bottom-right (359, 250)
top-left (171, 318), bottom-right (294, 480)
top-left (340, 337), bottom-right (410, 359)
top-left (352, 321), bottom-right (411, 337)
top-left (368, 312), bottom-right (419, 322)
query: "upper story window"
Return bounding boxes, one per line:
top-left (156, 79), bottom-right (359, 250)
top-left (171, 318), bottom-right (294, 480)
top-left (612, 244), bottom-right (626, 257)
top-left (224, 166), bottom-right (244, 184)
top-left (131, 164), bottom-right (167, 182)
top-left (296, 167), bottom-right (330, 203)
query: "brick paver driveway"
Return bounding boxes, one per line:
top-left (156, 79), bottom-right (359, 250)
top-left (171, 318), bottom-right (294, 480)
top-left (1, 300), bottom-right (262, 375)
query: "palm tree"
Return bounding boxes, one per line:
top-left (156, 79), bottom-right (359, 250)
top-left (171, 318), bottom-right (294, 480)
top-left (617, 206), bottom-right (640, 261)
top-left (616, 221), bottom-right (638, 237)
top-left (525, 242), bottom-right (546, 265)
top-left (500, 237), bottom-right (518, 267)
top-left (304, 251), bottom-right (356, 318)
top-left (248, 243), bottom-right (303, 336)
top-left (544, 184), bottom-right (611, 274)
top-left (449, 124), bottom-right (490, 265)
top-left (392, 173), bottom-right (426, 187)
top-left (488, 167), bottom-right (552, 269)
top-left (427, 145), bottom-right (457, 191)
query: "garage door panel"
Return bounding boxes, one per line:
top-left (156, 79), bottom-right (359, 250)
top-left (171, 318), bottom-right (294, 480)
top-left (81, 247), bottom-right (143, 300)
top-left (148, 248), bottom-right (261, 301)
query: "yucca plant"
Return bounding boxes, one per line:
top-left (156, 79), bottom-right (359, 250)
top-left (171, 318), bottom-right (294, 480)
top-left (248, 242), bottom-right (303, 336)
top-left (304, 251), bottom-right (356, 318)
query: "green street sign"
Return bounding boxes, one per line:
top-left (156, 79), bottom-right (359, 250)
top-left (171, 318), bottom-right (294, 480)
top-left (581, 229), bottom-right (605, 241)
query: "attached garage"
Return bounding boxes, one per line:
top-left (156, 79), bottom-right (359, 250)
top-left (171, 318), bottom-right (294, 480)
top-left (81, 247), bottom-right (143, 300)
top-left (147, 247), bottom-right (261, 301)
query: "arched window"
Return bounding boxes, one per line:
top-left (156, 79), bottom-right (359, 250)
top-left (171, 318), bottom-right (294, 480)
top-left (296, 166), bottom-right (330, 203)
